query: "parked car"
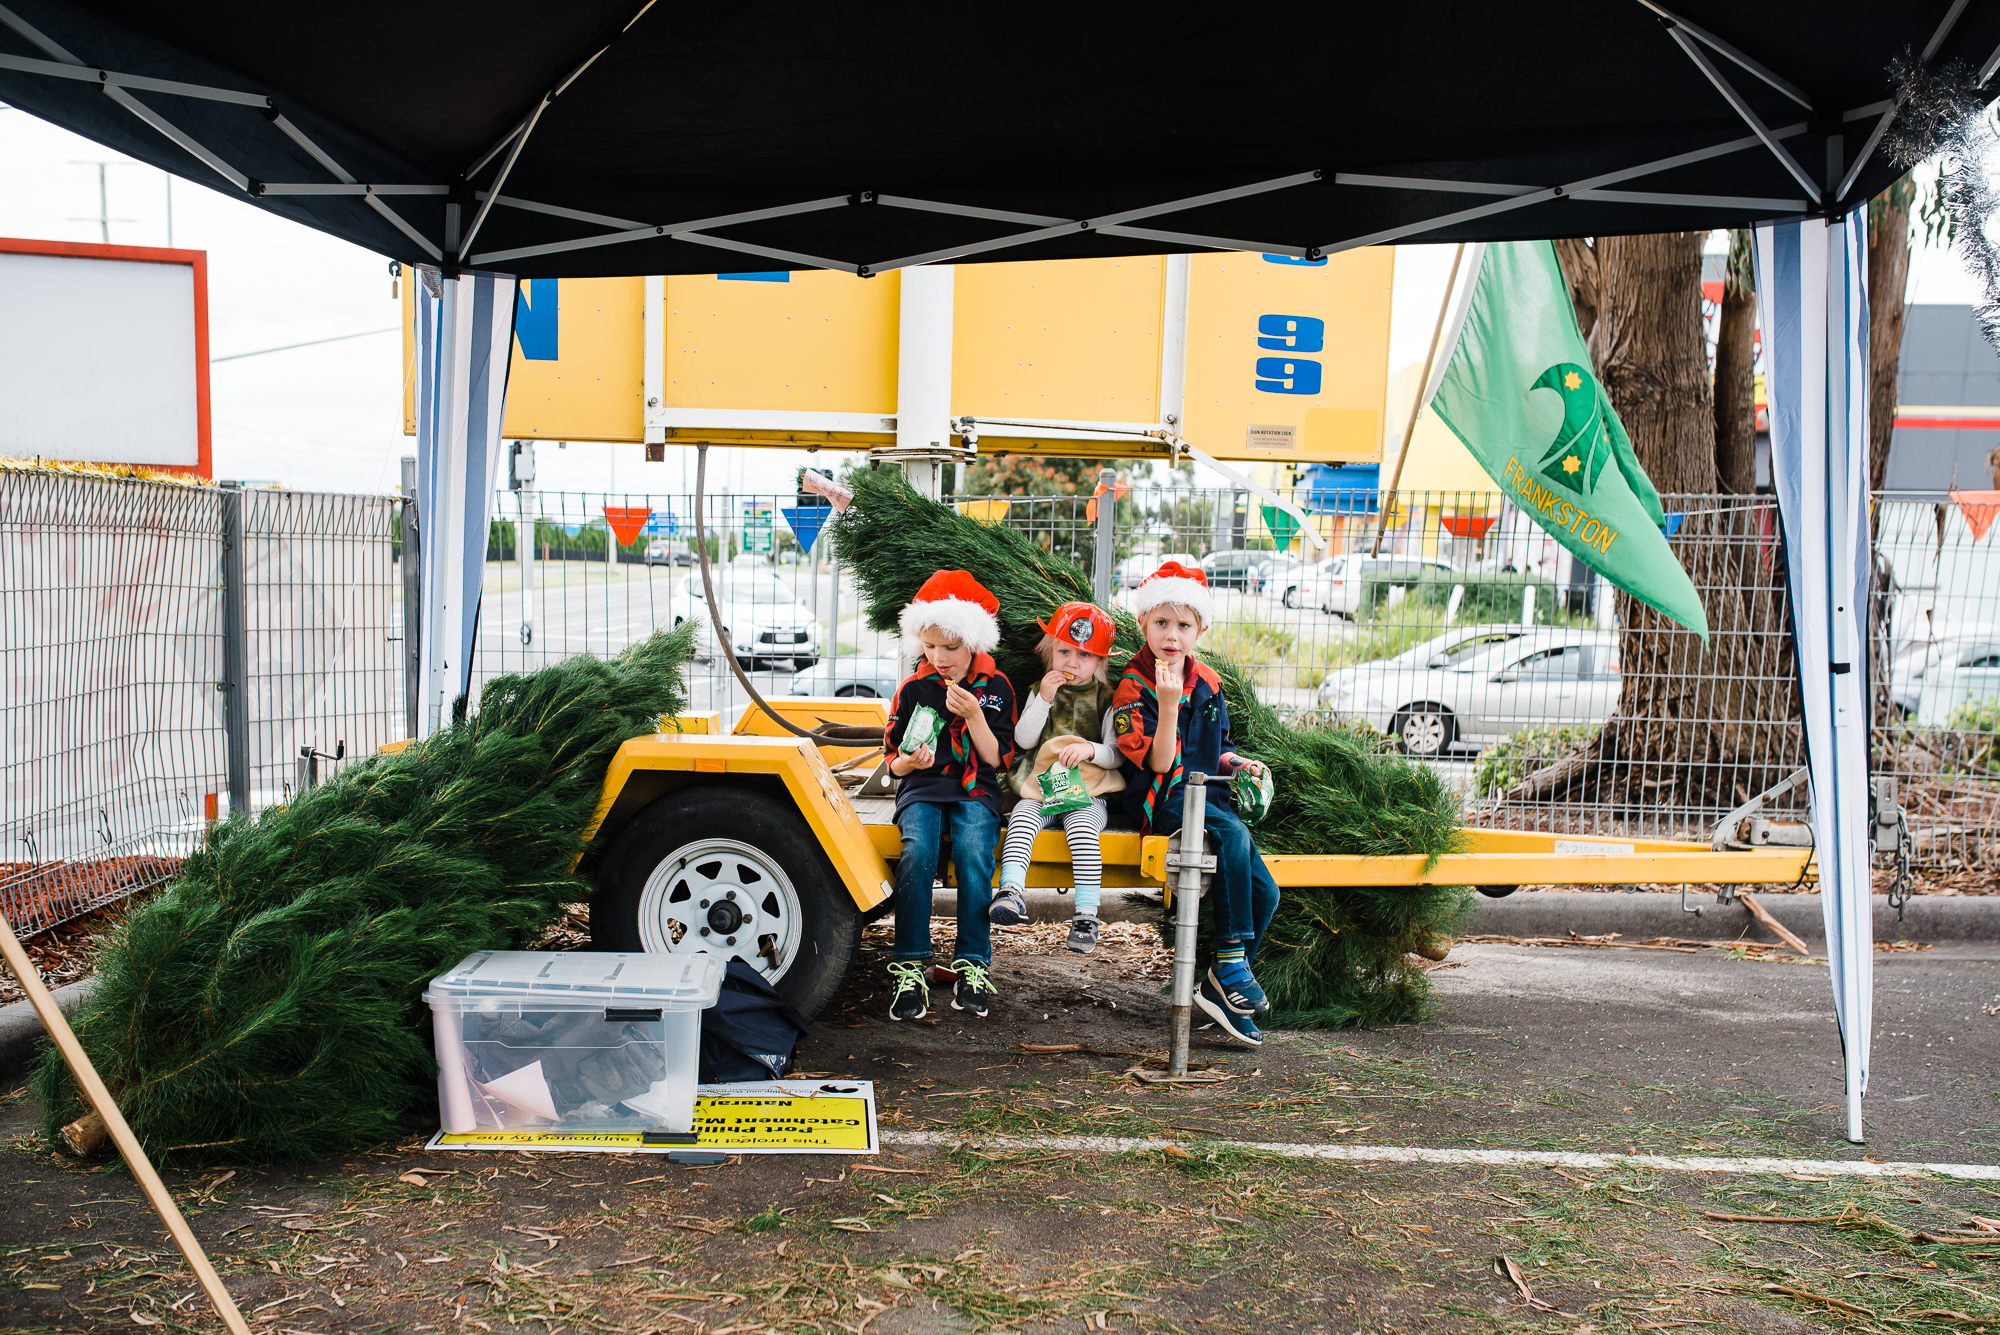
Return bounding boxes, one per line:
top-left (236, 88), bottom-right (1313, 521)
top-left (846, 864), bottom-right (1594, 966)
top-left (1251, 556), bottom-right (1308, 599)
top-left (644, 539), bottom-right (694, 566)
top-left (790, 656), bottom-right (904, 699)
top-left (1199, 550), bottom-right (1262, 590)
top-left (671, 571), bottom-right (822, 669)
top-left (1902, 637), bottom-right (2000, 726)
top-left (1318, 626), bottom-right (1620, 756)
top-left (1111, 552), bottom-right (1199, 595)
top-left (1291, 553), bottom-right (1456, 616)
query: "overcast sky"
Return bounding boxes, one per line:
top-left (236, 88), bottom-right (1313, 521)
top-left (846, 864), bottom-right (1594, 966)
top-left (0, 106), bottom-right (1982, 498)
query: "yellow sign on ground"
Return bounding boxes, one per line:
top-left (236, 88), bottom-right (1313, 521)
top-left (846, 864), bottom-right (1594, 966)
top-left (403, 251), bottom-right (1394, 465)
top-left (422, 1081), bottom-right (879, 1155)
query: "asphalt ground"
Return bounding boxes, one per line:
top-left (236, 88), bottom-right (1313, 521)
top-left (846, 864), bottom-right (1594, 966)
top-left (0, 928), bottom-right (1992, 1333)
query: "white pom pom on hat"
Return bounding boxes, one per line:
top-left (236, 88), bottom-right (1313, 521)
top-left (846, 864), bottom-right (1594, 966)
top-left (1129, 560), bottom-right (1216, 628)
top-left (899, 568), bottom-right (1002, 654)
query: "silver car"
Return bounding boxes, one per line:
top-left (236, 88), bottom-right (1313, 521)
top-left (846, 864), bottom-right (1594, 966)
top-left (1318, 626), bottom-right (1622, 756)
top-left (790, 656), bottom-right (904, 699)
top-left (671, 572), bottom-right (822, 669)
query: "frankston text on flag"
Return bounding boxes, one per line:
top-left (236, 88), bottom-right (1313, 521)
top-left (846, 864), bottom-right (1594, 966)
top-left (1429, 241), bottom-right (1710, 643)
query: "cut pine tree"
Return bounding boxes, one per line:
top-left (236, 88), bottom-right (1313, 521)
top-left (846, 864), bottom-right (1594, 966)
top-left (829, 469), bottom-right (1470, 1028)
top-left (35, 627), bottom-right (698, 1167)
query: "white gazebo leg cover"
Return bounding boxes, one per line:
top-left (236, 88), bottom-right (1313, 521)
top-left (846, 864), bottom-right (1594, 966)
top-left (413, 267), bottom-right (518, 737)
top-left (1753, 215), bottom-right (1873, 1144)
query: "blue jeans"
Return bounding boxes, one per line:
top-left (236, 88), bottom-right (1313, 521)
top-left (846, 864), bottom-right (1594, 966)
top-left (893, 799), bottom-right (1000, 967)
top-left (1154, 794), bottom-right (1281, 963)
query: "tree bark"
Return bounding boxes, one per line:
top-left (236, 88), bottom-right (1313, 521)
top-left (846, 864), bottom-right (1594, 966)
top-left (1713, 232), bottom-right (1758, 496)
top-left (1505, 233), bottom-right (1801, 825)
top-left (1868, 191), bottom-right (1911, 492)
top-left (1553, 237), bottom-right (1601, 342)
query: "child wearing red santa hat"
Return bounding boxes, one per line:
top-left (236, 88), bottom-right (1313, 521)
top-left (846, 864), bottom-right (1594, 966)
top-left (1111, 561), bottom-right (1277, 1048)
top-left (882, 570), bottom-right (1017, 1021)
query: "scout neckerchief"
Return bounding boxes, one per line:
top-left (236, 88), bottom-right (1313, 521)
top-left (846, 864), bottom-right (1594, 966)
top-left (915, 655), bottom-right (1003, 797)
top-left (1117, 646), bottom-right (1208, 831)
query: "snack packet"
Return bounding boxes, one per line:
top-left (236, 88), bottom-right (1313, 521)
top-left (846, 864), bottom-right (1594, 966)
top-left (1036, 761), bottom-right (1093, 818)
top-left (898, 703), bottom-right (944, 755)
top-left (1232, 764), bottom-right (1274, 825)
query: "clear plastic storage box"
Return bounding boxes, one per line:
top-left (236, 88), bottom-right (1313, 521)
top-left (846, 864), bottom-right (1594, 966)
top-left (426, 951), bottom-right (725, 1136)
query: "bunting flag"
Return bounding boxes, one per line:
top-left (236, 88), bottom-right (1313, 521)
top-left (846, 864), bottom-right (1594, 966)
top-left (1952, 489), bottom-right (2000, 541)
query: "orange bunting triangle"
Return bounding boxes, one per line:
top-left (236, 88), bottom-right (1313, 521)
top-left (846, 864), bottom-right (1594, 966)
top-left (1951, 489), bottom-right (2000, 542)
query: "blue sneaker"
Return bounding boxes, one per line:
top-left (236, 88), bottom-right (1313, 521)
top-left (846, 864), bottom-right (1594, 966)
top-left (1194, 979), bottom-right (1264, 1047)
top-left (1208, 959), bottom-right (1269, 1015)
top-left (988, 887), bottom-right (1029, 925)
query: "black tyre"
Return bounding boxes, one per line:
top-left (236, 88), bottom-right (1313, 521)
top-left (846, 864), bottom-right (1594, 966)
top-left (592, 783), bottom-right (861, 1019)
top-left (834, 684), bottom-right (878, 698)
top-left (792, 657), bottom-right (819, 670)
top-left (1390, 704), bottom-right (1456, 757)
top-left (1476, 885), bottom-right (1517, 898)
top-left (1282, 587), bottom-right (1299, 609)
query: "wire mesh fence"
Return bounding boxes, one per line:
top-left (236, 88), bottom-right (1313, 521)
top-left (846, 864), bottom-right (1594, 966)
top-left (481, 482), bottom-right (1998, 869)
top-left (0, 468), bottom-right (402, 937)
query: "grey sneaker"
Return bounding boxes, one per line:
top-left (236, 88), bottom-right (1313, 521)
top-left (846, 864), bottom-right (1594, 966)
top-left (1065, 915), bottom-right (1102, 954)
top-left (950, 959), bottom-right (995, 1016)
top-left (887, 961), bottom-right (928, 1021)
top-left (988, 887), bottom-right (1029, 925)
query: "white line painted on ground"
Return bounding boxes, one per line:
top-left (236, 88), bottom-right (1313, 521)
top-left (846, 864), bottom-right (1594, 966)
top-left (881, 1132), bottom-right (2000, 1181)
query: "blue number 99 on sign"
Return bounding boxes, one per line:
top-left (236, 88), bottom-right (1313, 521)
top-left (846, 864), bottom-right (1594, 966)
top-left (1254, 357), bottom-right (1322, 395)
top-left (1256, 314), bottom-right (1325, 352)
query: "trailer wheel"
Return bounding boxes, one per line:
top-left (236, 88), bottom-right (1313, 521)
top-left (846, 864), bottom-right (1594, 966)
top-left (1475, 884), bottom-right (1516, 898)
top-left (592, 783), bottom-right (860, 1019)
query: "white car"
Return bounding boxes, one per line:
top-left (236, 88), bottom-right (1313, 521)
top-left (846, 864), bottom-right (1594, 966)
top-left (791, 656), bottom-right (904, 699)
top-left (1318, 626), bottom-right (1622, 756)
top-left (1251, 556), bottom-right (1308, 599)
top-left (1901, 637), bottom-right (2000, 726)
top-left (672, 571), bottom-right (822, 669)
top-left (1290, 554), bottom-right (1455, 616)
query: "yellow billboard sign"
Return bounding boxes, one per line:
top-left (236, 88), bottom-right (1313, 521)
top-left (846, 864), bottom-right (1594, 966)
top-left (403, 251), bottom-right (1394, 465)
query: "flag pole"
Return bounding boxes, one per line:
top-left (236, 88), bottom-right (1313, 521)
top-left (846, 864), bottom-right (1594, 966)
top-left (0, 908), bottom-right (251, 1333)
top-left (1371, 243), bottom-right (1465, 558)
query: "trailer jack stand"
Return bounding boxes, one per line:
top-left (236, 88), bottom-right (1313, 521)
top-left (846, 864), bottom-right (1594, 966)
top-left (1132, 774), bottom-right (1229, 1086)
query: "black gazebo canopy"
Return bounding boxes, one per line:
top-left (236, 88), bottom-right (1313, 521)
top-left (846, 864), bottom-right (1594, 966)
top-left (0, 1), bottom-right (1991, 277)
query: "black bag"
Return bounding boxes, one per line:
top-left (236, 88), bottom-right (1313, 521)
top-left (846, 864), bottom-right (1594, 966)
top-left (698, 959), bottom-right (810, 1083)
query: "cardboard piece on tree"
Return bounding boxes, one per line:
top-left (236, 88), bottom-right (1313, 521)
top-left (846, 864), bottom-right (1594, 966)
top-left (424, 1080), bottom-right (878, 1154)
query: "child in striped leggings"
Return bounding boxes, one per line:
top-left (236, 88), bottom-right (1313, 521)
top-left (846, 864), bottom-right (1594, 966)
top-left (987, 603), bottom-right (1124, 953)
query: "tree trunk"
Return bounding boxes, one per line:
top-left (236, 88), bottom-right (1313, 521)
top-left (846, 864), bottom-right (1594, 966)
top-left (1868, 191), bottom-right (1911, 492)
top-left (1505, 233), bottom-right (1801, 826)
top-left (1713, 232), bottom-right (1758, 496)
top-left (1553, 238), bottom-right (1601, 342)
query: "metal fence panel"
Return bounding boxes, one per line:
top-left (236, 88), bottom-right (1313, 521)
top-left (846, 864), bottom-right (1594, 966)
top-left (481, 482), bottom-right (1996, 869)
top-left (0, 469), bottom-right (402, 936)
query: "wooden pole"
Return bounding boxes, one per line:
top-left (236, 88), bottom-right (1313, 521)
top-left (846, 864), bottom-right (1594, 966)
top-left (0, 908), bottom-right (251, 1335)
top-left (1372, 243), bottom-right (1466, 558)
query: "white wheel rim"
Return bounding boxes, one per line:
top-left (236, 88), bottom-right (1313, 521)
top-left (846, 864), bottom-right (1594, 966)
top-left (1404, 713), bottom-right (1446, 754)
top-left (637, 837), bottom-right (803, 983)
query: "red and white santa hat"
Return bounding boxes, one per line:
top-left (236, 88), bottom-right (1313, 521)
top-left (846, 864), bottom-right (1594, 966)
top-left (1129, 560), bottom-right (1215, 628)
top-left (900, 569), bottom-right (1002, 655)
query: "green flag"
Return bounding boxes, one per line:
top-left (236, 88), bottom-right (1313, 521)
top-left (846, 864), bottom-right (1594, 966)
top-left (1429, 241), bottom-right (1709, 643)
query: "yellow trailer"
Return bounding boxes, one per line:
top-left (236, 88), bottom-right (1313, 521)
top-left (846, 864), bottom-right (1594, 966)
top-left (574, 698), bottom-right (1815, 1017)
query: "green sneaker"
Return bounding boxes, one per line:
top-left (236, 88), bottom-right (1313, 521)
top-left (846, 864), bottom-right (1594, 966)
top-left (950, 959), bottom-right (995, 1017)
top-left (887, 961), bottom-right (928, 1021)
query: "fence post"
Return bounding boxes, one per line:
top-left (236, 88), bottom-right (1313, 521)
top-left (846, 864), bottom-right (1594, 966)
top-left (1092, 467), bottom-right (1116, 605)
top-left (219, 483), bottom-right (250, 817)
top-left (400, 457), bottom-right (422, 741)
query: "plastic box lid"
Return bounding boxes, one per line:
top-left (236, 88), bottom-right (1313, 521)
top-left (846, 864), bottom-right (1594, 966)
top-left (425, 950), bottom-right (725, 1011)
